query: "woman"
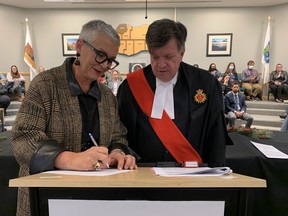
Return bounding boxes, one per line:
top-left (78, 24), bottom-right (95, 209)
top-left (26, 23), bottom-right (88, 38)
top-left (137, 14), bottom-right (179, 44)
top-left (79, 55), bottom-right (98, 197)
top-left (269, 63), bottom-right (288, 103)
top-left (223, 62), bottom-right (239, 83)
top-left (7, 65), bottom-right (25, 101)
top-left (12, 20), bottom-right (137, 216)
top-left (38, 66), bottom-right (45, 73)
top-left (208, 63), bottom-right (222, 82)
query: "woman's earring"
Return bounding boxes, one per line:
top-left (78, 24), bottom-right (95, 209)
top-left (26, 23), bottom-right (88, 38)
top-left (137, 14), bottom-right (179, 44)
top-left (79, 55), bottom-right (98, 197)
top-left (74, 52), bottom-right (80, 65)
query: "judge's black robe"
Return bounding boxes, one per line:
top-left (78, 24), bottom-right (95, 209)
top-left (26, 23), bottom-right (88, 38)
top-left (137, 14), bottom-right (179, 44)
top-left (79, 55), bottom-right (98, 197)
top-left (117, 62), bottom-right (232, 167)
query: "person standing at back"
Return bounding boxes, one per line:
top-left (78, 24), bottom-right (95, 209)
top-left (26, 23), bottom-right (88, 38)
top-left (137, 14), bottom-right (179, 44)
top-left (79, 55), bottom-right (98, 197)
top-left (108, 69), bottom-right (122, 95)
top-left (117, 18), bottom-right (231, 167)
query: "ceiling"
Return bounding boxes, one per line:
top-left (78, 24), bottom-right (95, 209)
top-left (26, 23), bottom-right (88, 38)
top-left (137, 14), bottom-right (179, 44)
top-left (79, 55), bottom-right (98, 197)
top-left (1, 0), bottom-right (288, 9)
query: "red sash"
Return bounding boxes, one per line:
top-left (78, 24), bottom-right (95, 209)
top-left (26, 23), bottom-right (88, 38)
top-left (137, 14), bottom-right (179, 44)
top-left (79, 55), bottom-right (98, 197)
top-left (127, 69), bottom-right (202, 164)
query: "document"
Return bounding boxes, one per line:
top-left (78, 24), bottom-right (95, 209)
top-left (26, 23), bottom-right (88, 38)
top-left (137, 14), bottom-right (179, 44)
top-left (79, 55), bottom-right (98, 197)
top-left (153, 167), bottom-right (232, 177)
top-left (251, 141), bottom-right (288, 159)
top-left (42, 169), bottom-right (132, 177)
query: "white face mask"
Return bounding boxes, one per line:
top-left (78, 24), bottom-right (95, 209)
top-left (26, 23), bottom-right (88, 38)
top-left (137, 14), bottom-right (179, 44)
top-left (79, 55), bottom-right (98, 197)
top-left (229, 66), bottom-right (234, 70)
top-left (248, 65), bottom-right (254, 70)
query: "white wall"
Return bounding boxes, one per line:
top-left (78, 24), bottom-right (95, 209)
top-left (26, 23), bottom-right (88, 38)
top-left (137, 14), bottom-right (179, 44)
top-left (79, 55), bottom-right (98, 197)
top-left (0, 4), bottom-right (287, 76)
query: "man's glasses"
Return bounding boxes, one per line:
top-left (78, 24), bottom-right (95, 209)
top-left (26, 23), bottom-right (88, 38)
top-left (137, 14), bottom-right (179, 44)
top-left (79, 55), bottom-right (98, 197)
top-left (83, 40), bottom-right (119, 69)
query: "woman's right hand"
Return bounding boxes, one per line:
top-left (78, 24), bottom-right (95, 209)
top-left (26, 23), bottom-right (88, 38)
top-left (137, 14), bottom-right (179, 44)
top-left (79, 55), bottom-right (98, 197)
top-left (54, 146), bottom-right (109, 171)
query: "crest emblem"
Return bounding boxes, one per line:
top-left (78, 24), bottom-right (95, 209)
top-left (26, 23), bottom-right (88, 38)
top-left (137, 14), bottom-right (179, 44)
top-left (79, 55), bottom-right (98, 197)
top-left (194, 89), bottom-right (207, 104)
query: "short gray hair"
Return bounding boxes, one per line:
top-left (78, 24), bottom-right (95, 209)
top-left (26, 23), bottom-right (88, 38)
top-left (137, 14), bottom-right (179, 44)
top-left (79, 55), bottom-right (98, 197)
top-left (79, 20), bottom-right (120, 46)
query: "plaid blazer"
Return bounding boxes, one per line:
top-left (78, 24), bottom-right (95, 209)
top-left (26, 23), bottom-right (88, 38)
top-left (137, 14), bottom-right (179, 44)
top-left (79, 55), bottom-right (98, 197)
top-left (11, 58), bottom-right (128, 216)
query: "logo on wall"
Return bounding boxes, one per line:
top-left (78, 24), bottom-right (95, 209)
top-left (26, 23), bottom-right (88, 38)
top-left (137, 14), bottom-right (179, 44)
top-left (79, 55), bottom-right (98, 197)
top-left (129, 63), bottom-right (146, 73)
top-left (116, 24), bottom-right (148, 56)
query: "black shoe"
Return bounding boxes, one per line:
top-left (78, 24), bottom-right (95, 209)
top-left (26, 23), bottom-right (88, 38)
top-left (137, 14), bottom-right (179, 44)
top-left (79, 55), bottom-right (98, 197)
top-left (280, 113), bottom-right (287, 119)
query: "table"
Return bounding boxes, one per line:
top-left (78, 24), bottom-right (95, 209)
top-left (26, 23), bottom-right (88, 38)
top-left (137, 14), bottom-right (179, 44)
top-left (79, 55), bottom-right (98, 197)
top-left (226, 131), bottom-right (288, 216)
top-left (3, 131), bottom-right (288, 216)
top-left (9, 168), bottom-right (265, 216)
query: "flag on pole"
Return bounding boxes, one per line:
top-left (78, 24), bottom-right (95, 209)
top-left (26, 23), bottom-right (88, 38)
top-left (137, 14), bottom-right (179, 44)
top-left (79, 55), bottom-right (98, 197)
top-left (261, 16), bottom-right (271, 84)
top-left (24, 18), bottom-right (37, 81)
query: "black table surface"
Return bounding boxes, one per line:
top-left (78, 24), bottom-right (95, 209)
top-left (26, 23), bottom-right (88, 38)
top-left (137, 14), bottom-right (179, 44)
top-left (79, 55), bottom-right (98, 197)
top-left (226, 131), bottom-right (288, 216)
top-left (1, 131), bottom-right (288, 216)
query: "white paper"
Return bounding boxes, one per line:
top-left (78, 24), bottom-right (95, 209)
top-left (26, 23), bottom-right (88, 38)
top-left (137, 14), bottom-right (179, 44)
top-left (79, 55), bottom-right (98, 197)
top-left (42, 169), bottom-right (132, 177)
top-left (153, 167), bottom-right (232, 177)
top-left (251, 141), bottom-right (288, 159)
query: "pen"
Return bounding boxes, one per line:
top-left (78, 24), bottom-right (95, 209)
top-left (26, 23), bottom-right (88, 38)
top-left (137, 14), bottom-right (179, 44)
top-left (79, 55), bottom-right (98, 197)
top-left (89, 133), bottom-right (110, 169)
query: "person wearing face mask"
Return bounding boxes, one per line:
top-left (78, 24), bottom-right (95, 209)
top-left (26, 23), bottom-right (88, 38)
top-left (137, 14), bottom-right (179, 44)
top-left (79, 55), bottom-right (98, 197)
top-left (11, 20), bottom-right (137, 216)
top-left (117, 18), bottom-right (232, 168)
top-left (208, 63), bottom-right (222, 82)
top-left (241, 60), bottom-right (262, 100)
top-left (223, 62), bottom-right (240, 86)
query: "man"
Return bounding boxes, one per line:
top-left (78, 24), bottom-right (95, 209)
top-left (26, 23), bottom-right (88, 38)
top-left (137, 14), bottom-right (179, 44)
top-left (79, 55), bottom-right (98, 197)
top-left (241, 60), bottom-right (262, 100)
top-left (108, 69), bottom-right (122, 95)
top-left (12, 20), bottom-right (137, 216)
top-left (117, 18), bottom-right (231, 167)
top-left (224, 82), bottom-right (254, 128)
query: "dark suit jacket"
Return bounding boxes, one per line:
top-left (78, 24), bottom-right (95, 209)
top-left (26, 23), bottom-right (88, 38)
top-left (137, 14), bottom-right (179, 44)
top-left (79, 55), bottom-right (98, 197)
top-left (224, 91), bottom-right (247, 113)
top-left (117, 62), bottom-right (232, 167)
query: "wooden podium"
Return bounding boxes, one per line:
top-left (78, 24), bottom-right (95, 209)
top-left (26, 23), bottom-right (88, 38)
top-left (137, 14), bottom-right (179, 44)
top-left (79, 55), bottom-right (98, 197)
top-left (9, 168), bottom-right (266, 216)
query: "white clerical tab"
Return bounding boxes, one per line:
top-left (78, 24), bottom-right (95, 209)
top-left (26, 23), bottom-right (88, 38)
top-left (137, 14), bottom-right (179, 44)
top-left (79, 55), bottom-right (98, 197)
top-left (151, 74), bottom-right (177, 119)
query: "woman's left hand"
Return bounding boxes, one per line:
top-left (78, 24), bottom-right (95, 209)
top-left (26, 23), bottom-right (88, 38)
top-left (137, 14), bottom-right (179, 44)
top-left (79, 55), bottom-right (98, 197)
top-left (109, 150), bottom-right (137, 170)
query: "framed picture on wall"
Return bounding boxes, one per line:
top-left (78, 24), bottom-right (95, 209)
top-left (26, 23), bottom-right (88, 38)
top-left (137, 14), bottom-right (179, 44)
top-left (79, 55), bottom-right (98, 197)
top-left (206, 33), bottom-right (233, 57)
top-left (62, 34), bottom-right (79, 56)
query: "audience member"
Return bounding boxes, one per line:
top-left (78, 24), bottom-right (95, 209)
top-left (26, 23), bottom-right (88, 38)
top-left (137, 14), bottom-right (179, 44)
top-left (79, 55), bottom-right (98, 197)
top-left (225, 82), bottom-right (253, 129)
top-left (38, 66), bottom-right (45, 73)
top-left (269, 63), bottom-right (288, 103)
top-left (11, 19), bottom-right (137, 216)
top-left (0, 73), bottom-right (11, 116)
top-left (221, 75), bottom-right (232, 95)
top-left (241, 60), bottom-right (262, 100)
top-left (117, 18), bottom-right (231, 167)
top-left (7, 65), bottom-right (25, 102)
top-left (208, 63), bottom-right (222, 82)
top-left (104, 69), bottom-right (113, 83)
top-left (223, 62), bottom-right (239, 83)
top-left (108, 69), bottom-right (122, 95)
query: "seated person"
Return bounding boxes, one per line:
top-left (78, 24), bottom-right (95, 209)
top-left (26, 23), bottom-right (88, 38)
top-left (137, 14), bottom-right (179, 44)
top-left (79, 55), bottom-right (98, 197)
top-left (241, 60), bottom-right (262, 100)
top-left (221, 75), bottom-right (232, 95)
top-left (270, 63), bottom-right (288, 103)
top-left (0, 74), bottom-right (11, 115)
top-left (223, 62), bottom-right (239, 83)
top-left (224, 82), bottom-right (253, 129)
top-left (208, 63), bottom-right (222, 82)
top-left (38, 66), bottom-right (45, 73)
top-left (7, 65), bottom-right (25, 101)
